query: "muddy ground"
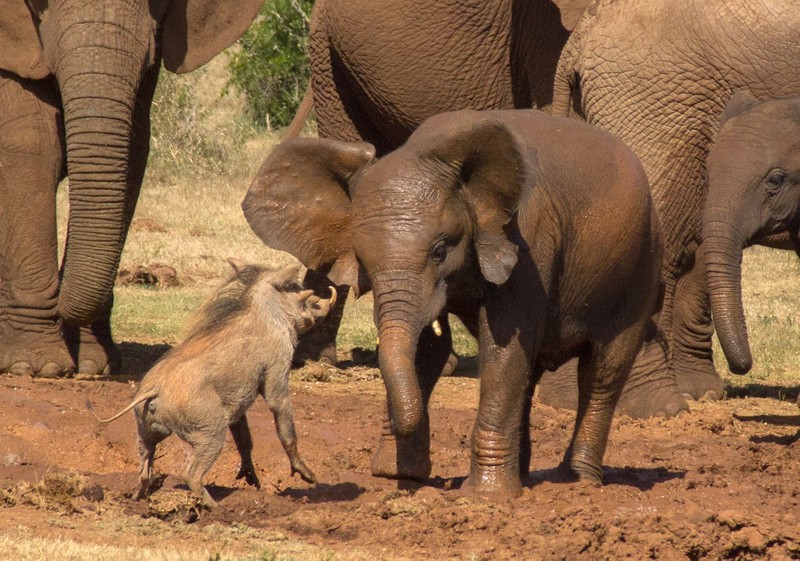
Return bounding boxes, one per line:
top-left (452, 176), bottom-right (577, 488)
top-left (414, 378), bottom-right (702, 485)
top-left (1, 346), bottom-right (799, 560)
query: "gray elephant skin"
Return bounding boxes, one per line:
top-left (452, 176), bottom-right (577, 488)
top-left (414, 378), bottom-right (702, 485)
top-left (703, 93), bottom-right (800, 377)
top-left (242, 109), bottom-right (662, 497)
top-left (0, 0), bottom-right (264, 378)
top-left (308, 0), bottom-right (592, 155)
top-left (545, 0), bottom-right (800, 416)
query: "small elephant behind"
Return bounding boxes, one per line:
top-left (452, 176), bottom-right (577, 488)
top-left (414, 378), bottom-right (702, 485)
top-left (703, 92), bottom-right (800, 377)
top-left (89, 260), bottom-right (336, 507)
top-left (243, 109), bottom-right (663, 497)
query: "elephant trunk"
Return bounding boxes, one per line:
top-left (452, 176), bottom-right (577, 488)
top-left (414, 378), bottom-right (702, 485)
top-left (54, 9), bottom-right (154, 325)
top-left (373, 280), bottom-right (425, 436)
top-left (703, 212), bottom-right (753, 375)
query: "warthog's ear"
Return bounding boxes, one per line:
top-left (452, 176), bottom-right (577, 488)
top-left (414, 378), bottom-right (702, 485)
top-left (270, 263), bottom-right (304, 290)
top-left (226, 258), bottom-right (247, 275)
top-left (242, 138), bottom-right (375, 297)
top-left (414, 111), bottom-right (535, 285)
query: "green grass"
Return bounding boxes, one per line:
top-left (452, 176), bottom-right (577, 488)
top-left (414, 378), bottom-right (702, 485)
top-left (714, 245), bottom-right (800, 393)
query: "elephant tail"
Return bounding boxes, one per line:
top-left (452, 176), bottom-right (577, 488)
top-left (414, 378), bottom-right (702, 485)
top-left (283, 83), bottom-right (314, 139)
top-left (551, 29), bottom-right (584, 119)
top-left (86, 388), bottom-right (159, 423)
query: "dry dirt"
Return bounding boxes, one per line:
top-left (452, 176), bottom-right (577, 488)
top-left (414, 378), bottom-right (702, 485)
top-left (1, 346), bottom-right (799, 560)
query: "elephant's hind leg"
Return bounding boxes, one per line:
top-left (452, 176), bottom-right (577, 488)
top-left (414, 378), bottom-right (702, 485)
top-left (0, 74), bottom-right (72, 378)
top-left (561, 331), bottom-right (642, 483)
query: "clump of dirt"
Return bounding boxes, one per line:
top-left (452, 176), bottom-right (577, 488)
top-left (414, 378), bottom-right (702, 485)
top-left (1, 472), bottom-right (104, 514)
top-left (117, 263), bottom-right (181, 287)
top-left (146, 489), bottom-right (202, 523)
top-left (130, 217), bottom-right (168, 233)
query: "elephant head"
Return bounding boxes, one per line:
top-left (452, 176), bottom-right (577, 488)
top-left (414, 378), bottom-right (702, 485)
top-left (243, 111), bottom-right (534, 435)
top-left (0, 0), bottom-right (263, 325)
top-left (703, 92), bottom-right (800, 374)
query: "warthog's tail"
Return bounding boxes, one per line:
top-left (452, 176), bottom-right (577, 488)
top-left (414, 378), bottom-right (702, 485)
top-left (86, 388), bottom-right (159, 423)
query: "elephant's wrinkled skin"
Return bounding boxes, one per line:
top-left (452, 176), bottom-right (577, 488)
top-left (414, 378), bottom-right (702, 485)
top-left (546, 0), bottom-right (800, 416)
top-left (703, 93), bottom-right (800, 375)
top-left (242, 110), bottom-right (662, 497)
top-left (308, 0), bottom-right (591, 155)
top-left (0, 0), bottom-right (263, 377)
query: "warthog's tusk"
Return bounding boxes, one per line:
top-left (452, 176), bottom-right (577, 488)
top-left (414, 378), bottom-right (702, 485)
top-left (432, 319), bottom-right (442, 336)
top-left (328, 286), bottom-right (337, 307)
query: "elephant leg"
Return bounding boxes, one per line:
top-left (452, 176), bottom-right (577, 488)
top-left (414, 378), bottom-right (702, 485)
top-left (61, 61), bottom-right (159, 376)
top-left (670, 244), bottom-right (725, 401)
top-left (294, 269), bottom-right (348, 365)
top-left (0, 74), bottom-right (73, 377)
top-left (371, 316), bottom-right (452, 480)
top-left (560, 330), bottom-right (641, 483)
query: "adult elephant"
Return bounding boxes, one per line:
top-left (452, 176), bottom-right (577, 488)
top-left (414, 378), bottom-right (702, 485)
top-left (703, 93), bottom-right (800, 376)
top-left (543, 0), bottom-right (800, 415)
top-left (291, 0), bottom-right (595, 363)
top-left (0, 0), bottom-right (264, 377)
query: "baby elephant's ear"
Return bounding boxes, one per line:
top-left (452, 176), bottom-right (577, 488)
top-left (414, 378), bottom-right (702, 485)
top-left (415, 111), bottom-right (535, 285)
top-left (242, 138), bottom-right (375, 295)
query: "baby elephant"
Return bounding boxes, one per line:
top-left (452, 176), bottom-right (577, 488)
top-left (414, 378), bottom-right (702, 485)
top-left (90, 260), bottom-right (336, 507)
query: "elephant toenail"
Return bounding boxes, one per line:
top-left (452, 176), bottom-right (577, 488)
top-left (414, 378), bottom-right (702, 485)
top-left (38, 362), bottom-right (66, 378)
top-left (9, 362), bottom-right (34, 377)
top-left (78, 360), bottom-right (101, 376)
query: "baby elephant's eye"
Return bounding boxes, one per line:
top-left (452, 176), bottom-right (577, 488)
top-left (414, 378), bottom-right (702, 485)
top-left (431, 240), bottom-right (448, 263)
top-left (766, 171), bottom-right (787, 189)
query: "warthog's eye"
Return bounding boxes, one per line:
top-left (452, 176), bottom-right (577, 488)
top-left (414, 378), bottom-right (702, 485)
top-left (431, 240), bottom-right (448, 263)
top-left (281, 280), bottom-right (302, 292)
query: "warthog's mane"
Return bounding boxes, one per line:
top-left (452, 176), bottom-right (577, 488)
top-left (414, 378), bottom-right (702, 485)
top-left (183, 264), bottom-right (267, 341)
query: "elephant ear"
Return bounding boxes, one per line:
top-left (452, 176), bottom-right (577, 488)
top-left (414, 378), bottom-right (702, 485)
top-left (413, 111), bottom-right (535, 285)
top-left (162, 0), bottom-right (265, 73)
top-left (553, 0), bottom-right (592, 31)
top-left (719, 91), bottom-right (761, 128)
top-left (241, 137), bottom-right (375, 296)
top-left (0, 1), bottom-right (50, 78)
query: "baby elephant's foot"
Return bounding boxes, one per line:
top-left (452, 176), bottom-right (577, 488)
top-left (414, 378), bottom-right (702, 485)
top-left (236, 462), bottom-right (261, 489)
top-left (290, 457), bottom-right (318, 484)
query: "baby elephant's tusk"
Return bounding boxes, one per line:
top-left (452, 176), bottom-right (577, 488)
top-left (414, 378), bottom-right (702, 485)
top-left (432, 319), bottom-right (443, 336)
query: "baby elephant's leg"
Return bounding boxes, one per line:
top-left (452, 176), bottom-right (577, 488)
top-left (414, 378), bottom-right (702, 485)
top-left (183, 427), bottom-right (227, 508)
top-left (262, 373), bottom-right (317, 484)
top-left (230, 415), bottom-right (261, 488)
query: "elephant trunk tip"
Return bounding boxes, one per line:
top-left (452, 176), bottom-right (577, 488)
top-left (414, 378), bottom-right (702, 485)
top-left (726, 352), bottom-right (752, 376)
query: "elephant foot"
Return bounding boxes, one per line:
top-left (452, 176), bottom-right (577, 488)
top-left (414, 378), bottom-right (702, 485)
top-left (671, 355), bottom-right (725, 402)
top-left (615, 370), bottom-right (689, 419)
top-left (539, 345), bottom-right (690, 418)
top-left (461, 466), bottom-right (523, 499)
top-left (537, 362), bottom-right (579, 410)
top-left (370, 430), bottom-right (432, 481)
top-left (63, 321), bottom-right (121, 376)
top-left (0, 322), bottom-right (75, 378)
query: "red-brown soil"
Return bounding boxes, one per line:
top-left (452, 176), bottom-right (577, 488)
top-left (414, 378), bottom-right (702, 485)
top-left (1, 346), bottom-right (799, 560)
